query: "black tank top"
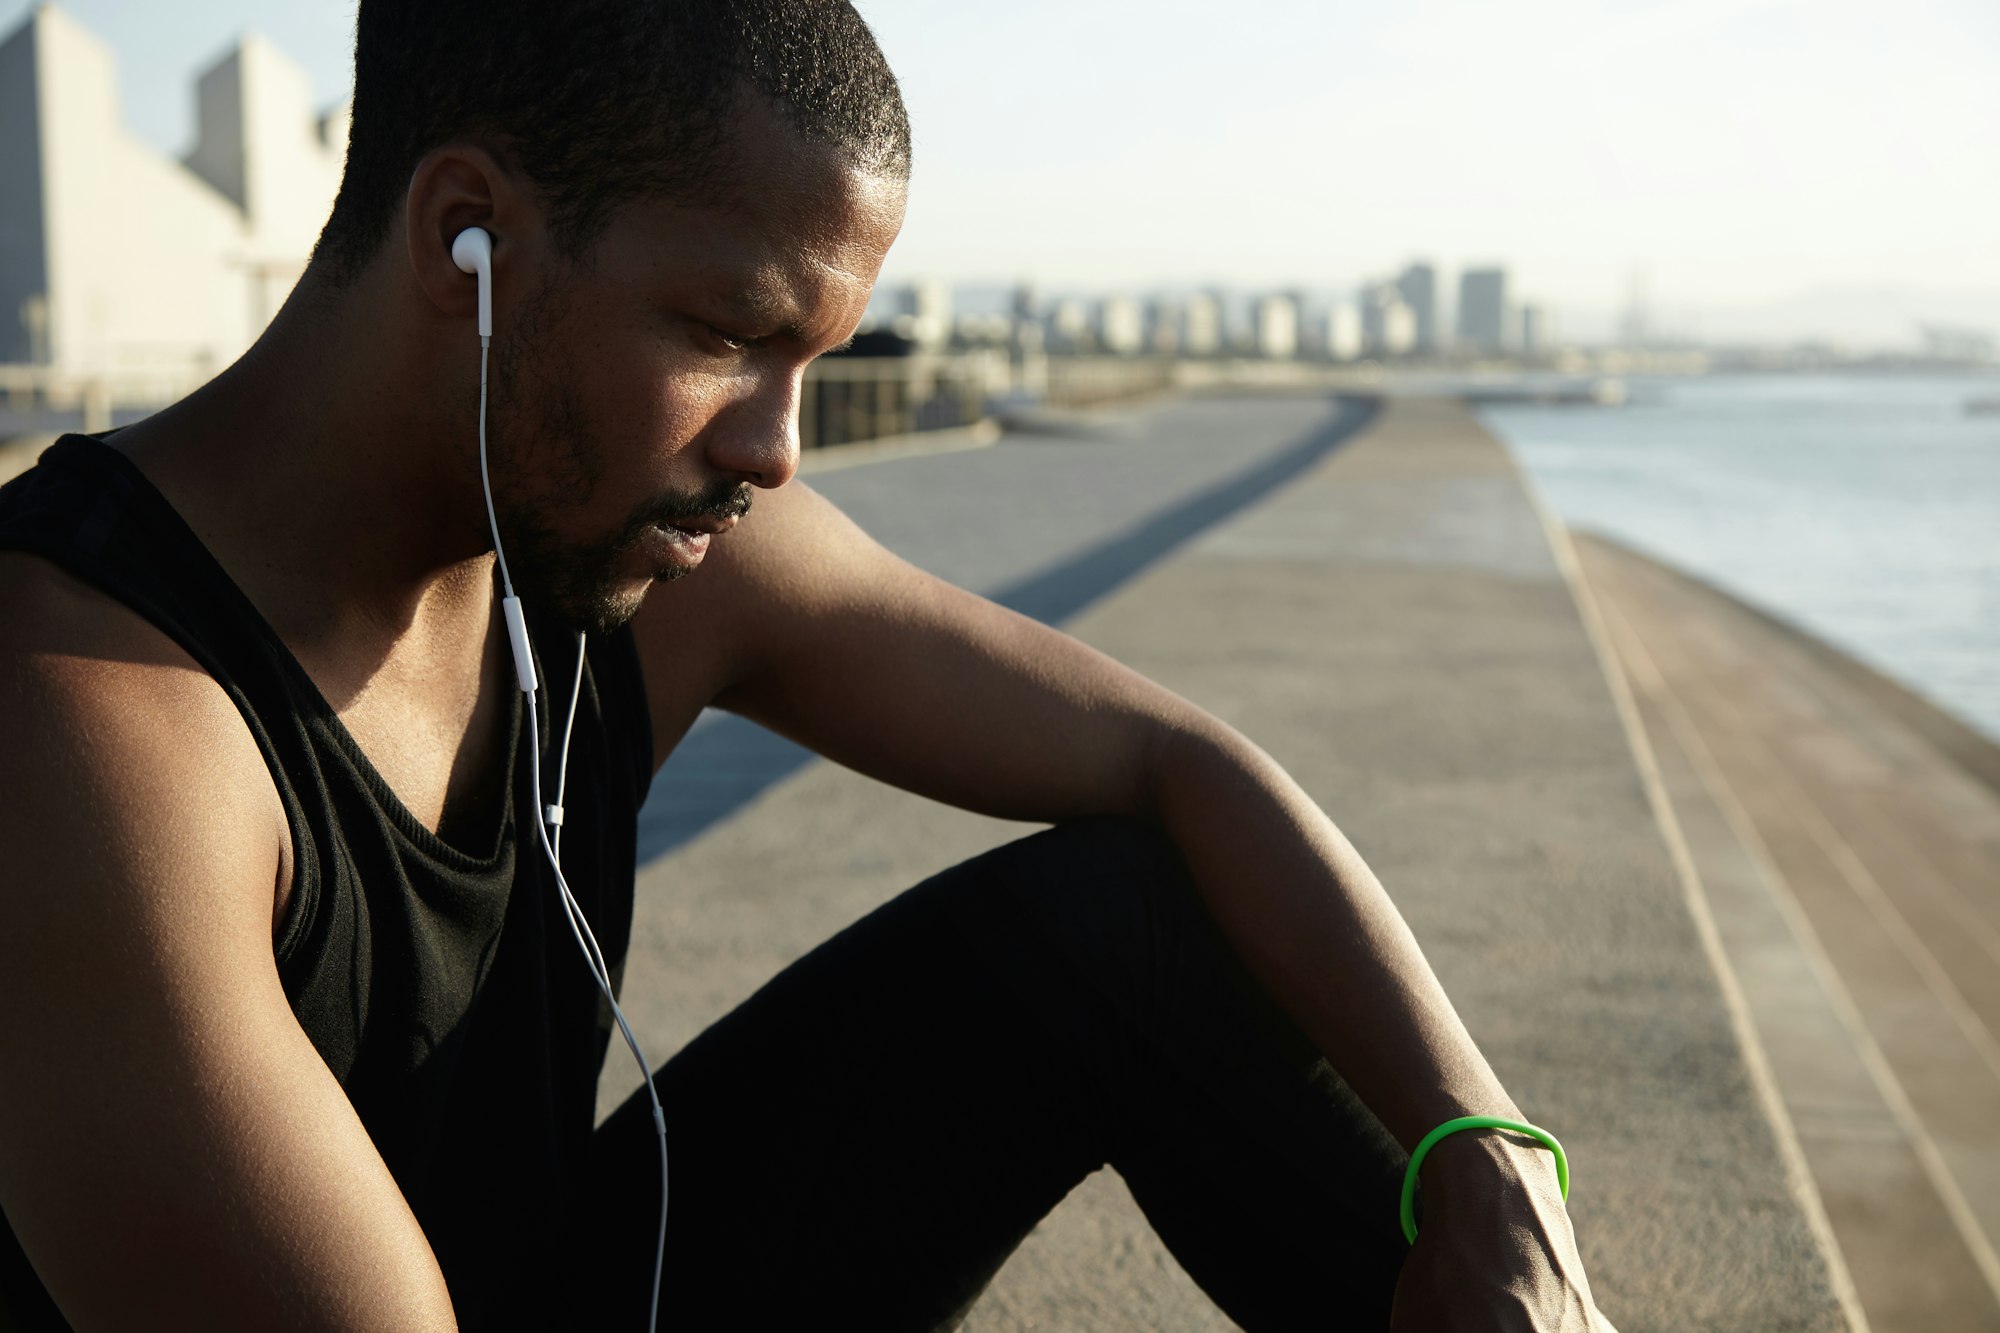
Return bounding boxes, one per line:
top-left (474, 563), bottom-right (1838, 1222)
top-left (0, 434), bottom-right (654, 1330)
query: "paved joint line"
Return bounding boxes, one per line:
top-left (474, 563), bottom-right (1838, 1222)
top-left (1741, 611), bottom-right (2000, 978)
top-left (1750, 745), bottom-right (2000, 1088)
top-left (1629, 553), bottom-right (2000, 976)
top-left (1595, 590), bottom-right (2000, 1314)
top-left (1516, 485), bottom-right (1869, 1332)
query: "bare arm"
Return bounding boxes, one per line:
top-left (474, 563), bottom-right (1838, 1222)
top-left (0, 560), bottom-right (457, 1331)
top-left (675, 483), bottom-right (1521, 1149)
top-left (639, 482), bottom-right (1606, 1324)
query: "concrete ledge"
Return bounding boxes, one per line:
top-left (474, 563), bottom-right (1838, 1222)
top-left (1600, 541), bottom-right (2000, 797)
top-left (1575, 529), bottom-right (2000, 1329)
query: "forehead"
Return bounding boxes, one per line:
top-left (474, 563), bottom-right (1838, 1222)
top-left (588, 100), bottom-right (906, 320)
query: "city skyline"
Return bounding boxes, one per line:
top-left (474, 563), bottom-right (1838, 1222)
top-left (3, 0), bottom-right (1996, 349)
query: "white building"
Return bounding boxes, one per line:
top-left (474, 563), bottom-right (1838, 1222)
top-left (1143, 298), bottom-right (1180, 355)
top-left (1360, 283), bottom-right (1416, 358)
top-left (1181, 293), bottom-right (1222, 357)
top-left (1096, 294), bottom-right (1144, 356)
top-left (0, 5), bottom-right (348, 388)
top-left (892, 278), bottom-right (952, 351)
top-left (1047, 297), bottom-right (1090, 352)
top-left (1254, 293), bottom-right (1297, 360)
top-left (1325, 299), bottom-right (1363, 361)
top-left (1394, 262), bottom-right (1437, 356)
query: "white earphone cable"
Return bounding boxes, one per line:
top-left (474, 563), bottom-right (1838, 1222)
top-left (550, 632), bottom-right (587, 863)
top-left (475, 339), bottom-right (515, 598)
top-left (477, 334), bottom-right (670, 1332)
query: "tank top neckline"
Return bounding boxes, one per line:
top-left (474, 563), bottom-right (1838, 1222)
top-left (52, 432), bottom-right (525, 875)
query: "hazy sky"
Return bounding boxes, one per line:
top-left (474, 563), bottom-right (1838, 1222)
top-left (7, 0), bottom-right (1996, 321)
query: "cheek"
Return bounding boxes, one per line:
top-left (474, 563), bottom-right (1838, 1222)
top-left (558, 310), bottom-right (741, 486)
top-left (621, 361), bottom-right (740, 477)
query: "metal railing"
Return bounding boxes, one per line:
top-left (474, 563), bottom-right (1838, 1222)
top-left (800, 350), bottom-right (1012, 450)
top-left (0, 350), bottom-right (1186, 449)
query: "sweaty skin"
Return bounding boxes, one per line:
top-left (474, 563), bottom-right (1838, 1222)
top-left (0, 90), bottom-right (1616, 1332)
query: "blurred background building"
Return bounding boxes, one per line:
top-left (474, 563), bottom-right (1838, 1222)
top-left (1395, 261), bottom-right (1437, 356)
top-left (0, 3), bottom-right (344, 394)
top-left (1455, 266), bottom-right (1509, 355)
top-left (1360, 281), bottom-right (1416, 359)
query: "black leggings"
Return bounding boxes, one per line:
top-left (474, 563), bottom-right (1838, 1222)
top-left (584, 817), bottom-right (1412, 1330)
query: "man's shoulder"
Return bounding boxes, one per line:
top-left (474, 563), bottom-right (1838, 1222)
top-left (0, 548), bottom-right (272, 824)
top-left (0, 547), bottom-right (211, 701)
top-left (1, 545), bottom-right (159, 651)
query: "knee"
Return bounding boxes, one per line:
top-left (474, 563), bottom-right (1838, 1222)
top-left (1008, 817), bottom-right (1323, 1059)
top-left (984, 815), bottom-right (1208, 993)
top-left (1044, 815), bottom-right (1193, 886)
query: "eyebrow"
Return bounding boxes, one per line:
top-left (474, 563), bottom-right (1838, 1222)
top-left (726, 287), bottom-right (852, 354)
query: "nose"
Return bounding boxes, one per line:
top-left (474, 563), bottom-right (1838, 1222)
top-left (704, 368), bottom-right (802, 490)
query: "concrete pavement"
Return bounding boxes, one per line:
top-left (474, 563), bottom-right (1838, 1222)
top-left (603, 393), bottom-right (1852, 1329)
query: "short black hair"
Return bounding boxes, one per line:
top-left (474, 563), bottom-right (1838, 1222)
top-left (310, 0), bottom-right (911, 286)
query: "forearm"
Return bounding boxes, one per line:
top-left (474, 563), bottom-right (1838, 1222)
top-left (1143, 718), bottom-right (1557, 1198)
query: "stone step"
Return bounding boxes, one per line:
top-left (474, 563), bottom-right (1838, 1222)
top-left (1574, 531), bottom-right (2000, 1333)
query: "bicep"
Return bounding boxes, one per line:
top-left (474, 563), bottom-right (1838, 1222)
top-left (685, 482), bottom-right (1214, 823)
top-left (0, 648), bottom-right (455, 1331)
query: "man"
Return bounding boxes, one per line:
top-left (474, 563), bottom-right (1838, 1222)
top-left (0, 1), bottom-right (1616, 1328)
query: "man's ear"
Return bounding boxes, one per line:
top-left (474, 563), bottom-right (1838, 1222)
top-left (405, 144), bottom-right (532, 332)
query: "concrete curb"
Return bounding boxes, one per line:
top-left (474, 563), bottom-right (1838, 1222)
top-left (797, 419), bottom-right (1001, 475)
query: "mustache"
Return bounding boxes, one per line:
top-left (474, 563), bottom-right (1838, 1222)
top-left (614, 479), bottom-right (754, 548)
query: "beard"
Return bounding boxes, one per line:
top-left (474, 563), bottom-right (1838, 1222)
top-left (480, 279), bottom-right (752, 636)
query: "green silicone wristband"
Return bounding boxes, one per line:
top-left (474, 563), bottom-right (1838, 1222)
top-left (1399, 1115), bottom-right (1570, 1245)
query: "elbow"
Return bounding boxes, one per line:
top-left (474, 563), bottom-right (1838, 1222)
top-left (1141, 710), bottom-right (1267, 816)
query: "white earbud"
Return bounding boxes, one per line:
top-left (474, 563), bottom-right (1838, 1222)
top-left (451, 226), bottom-right (493, 339)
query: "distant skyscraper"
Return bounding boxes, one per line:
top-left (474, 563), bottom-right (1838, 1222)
top-left (1049, 298), bottom-right (1090, 352)
top-left (1326, 301), bottom-right (1363, 361)
top-left (1255, 294), bottom-right (1298, 359)
top-left (1009, 281), bottom-right (1037, 326)
top-left (895, 279), bottom-right (951, 351)
top-left (1456, 268), bottom-right (1508, 354)
top-left (1519, 304), bottom-right (1549, 358)
top-left (1283, 287), bottom-right (1316, 357)
top-left (1361, 283), bottom-right (1416, 357)
top-left (1143, 298), bottom-right (1181, 355)
top-left (1097, 295), bottom-right (1144, 355)
top-left (1182, 293), bottom-right (1222, 356)
top-left (1009, 281), bottom-right (1042, 362)
top-left (1395, 262), bottom-right (1438, 355)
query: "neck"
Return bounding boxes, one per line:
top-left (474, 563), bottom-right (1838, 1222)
top-left (114, 261), bottom-right (501, 690)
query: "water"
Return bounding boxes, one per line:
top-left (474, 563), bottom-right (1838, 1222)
top-left (1477, 373), bottom-right (2000, 744)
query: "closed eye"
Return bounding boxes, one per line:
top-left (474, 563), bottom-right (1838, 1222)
top-left (704, 323), bottom-right (767, 352)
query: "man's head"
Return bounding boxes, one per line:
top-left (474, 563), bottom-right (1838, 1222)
top-left (310, 0), bottom-right (911, 633)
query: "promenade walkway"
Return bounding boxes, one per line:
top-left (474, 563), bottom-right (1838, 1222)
top-left (602, 392), bottom-right (1853, 1329)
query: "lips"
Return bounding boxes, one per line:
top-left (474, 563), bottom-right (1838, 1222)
top-left (643, 523), bottom-right (710, 572)
top-left (662, 513), bottom-right (739, 538)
